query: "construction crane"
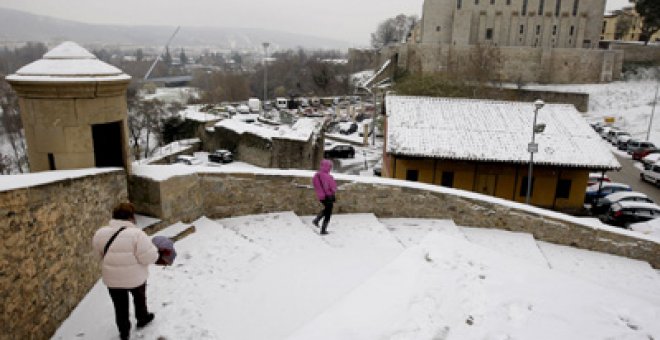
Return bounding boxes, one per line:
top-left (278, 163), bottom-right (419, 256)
top-left (144, 26), bottom-right (180, 80)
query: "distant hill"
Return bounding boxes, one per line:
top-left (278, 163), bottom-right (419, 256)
top-left (0, 7), bottom-right (350, 51)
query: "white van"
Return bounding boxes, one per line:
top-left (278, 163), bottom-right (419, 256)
top-left (276, 97), bottom-right (288, 110)
top-left (248, 98), bottom-right (261, 112)
top-left (640, 160), bottom-right (660, 185)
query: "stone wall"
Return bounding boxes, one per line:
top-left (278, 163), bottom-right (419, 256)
top-left (129, 172), bottom-right (660, 268)
top-left (0, 170), bottom-right (128, 340)
top-left (608, 43), bottom-right (660, 64)
top-left (479, 88), bottom-right (590, 112)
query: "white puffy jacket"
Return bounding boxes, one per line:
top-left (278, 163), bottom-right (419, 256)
top-left (92, 219), bottom-right (159, 288)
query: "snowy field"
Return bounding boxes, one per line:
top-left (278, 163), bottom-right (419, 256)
top-left (52, 213), bottom-right (660, 340)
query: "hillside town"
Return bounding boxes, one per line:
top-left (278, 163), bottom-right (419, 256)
top-left (0, 0), bottom-right (660, 339)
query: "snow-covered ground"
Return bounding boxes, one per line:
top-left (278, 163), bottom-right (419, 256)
top-left (52, 212), bottom-right (660, 340)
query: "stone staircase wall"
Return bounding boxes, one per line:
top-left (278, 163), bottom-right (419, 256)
top-left (0, 170), bottom-right (128, 340)
top-left (129, 172), bottom-right (660, 268)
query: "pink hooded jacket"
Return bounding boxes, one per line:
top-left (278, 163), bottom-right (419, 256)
top-left (312, 159), bottom-right (337, 200)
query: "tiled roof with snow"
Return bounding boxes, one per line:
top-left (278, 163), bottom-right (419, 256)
top-left (6, 41), bottom-right (130, 83)
top-left (386, 96), bottom-right (620, 170)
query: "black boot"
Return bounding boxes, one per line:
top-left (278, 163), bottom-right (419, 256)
top-left (312, 218), bottom-right (320, 228)
top-left (137, 313), bottom-right (154, 328)
top-left (320, 221), bottom-right (329, 235)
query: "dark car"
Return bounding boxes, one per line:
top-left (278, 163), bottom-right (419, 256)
top-left (591, 191), bottom-right (653, 215)
top-left (600, 201), bottom-right (660, 228)
top-left (584, 182), bottom-right (631, 204)
top-left (208, 149), bottom-right (233, 163)
top-left (324, 144), bottom-right (355, 159)
top-left (631, 145), bottom-right (659, 160)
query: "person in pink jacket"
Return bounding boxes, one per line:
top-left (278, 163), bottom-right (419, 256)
top-left (92, 203), bottom-right (159, 340)
top-left (312, 159), bottom-right (337, 235)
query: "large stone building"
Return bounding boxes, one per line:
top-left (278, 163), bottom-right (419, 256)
top-left (392, 0), bottom-right (623, 83)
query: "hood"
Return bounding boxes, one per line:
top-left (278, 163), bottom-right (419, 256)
top-left (319, 159), bottom-right (333, 173)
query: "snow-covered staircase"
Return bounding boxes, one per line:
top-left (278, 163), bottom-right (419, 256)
top-left (53, 212), bottom-right (660, 340)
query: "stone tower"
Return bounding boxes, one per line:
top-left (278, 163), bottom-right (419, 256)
top-left (6, 41), bottom-right (132, 173)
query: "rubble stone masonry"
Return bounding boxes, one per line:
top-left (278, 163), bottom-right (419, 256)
top-left (131, 172), bottom-right (660, 269)
top-left (0, 171), bottom-right (127, 340)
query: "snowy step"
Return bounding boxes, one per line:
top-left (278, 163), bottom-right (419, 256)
top-left (537, 241), bottom-right (660, 304)
top-left (300, 213), bottom-right (403, 251)
top-left (220, 211), bottom-right (329, 255)
top-left (53, 217), bottom-right (271, 340)
top-left (208, 213), bottom-right (404, 340)
top-left (379, 218), bottom-right (463, 247)
top-left (460, 227), bottom-right (550, 268)
top-left (287, 231), bottom-right (660, 340)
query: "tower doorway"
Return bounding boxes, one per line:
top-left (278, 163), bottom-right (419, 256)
top-left (92, 121), bottom-right (124, 168)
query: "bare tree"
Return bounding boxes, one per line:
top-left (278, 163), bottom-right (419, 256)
top-left (0, 78), bottom-right (27, 173)
top-left (614, 12), bottom-right (634, 40)
top-left (467, 43), bottom-right (504, 87)
top-left (371, 14), bottom-right (419, 49)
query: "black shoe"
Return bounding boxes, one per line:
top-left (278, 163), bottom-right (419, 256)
top-left (137, 313), bottom-right (154, 329)
top-left (312, 219), bottom-right (320, 228)
top-left (320, 231), bottom-right (329, 235)
top-left (120, 334), bottom-right (129, 340)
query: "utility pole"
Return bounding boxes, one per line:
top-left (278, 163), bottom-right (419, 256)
top-left (646, 79), bottom-right (660, 141)
top-left (144, 26), bottom-right (180, 80)
top-left (262, 42), bottom-right (270, 104)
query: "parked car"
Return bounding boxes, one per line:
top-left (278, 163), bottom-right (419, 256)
top-left (632, 148), bottom-right (660, 161)
top-left (627, 140), bottom-right (656, 155)
top-left (600, 201), bottom-right (660, 228)
top-left (208, 149), bottom-right (233, 163)
top-left (607, 130), bottom-right (630, 145)
top-left (324, 144), bottom-right (355, 159)
top-left (174, 155), bottom-right (203, 165)
top-left (599, 126), bottom-right (615, 139)
top-left (339, 122), bottom-right (358, 135)
top-left (584, 182), bottom-right (631, 204)
top-left (640, 160), bottom-right (660, 185)
top-left (587, 172), bottom-right (611, 187)
top-left (641, 153), bottom-right (660, 169)
top-left (591, 191), bottom-right (653, 215)
top-left (616, 135), bottom-right (632, 150)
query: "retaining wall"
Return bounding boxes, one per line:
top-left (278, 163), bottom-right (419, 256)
top-left (0, 170), bottom-right (128, 340)
top-left (129, 171), bottom-right (660, 268)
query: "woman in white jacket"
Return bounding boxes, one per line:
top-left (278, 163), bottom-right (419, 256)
top-left (92, 203), bottom-right (159, 340)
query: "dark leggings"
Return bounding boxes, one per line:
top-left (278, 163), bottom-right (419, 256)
top-left (108, 282), bottom-right (149, 337)
top-left (316, 198), bottom-right (334, 232)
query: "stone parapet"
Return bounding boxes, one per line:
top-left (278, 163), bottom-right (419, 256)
top-left (0, 170), bottom-right (128, 340)
top-left (129, 172), bottom-right (660, 268)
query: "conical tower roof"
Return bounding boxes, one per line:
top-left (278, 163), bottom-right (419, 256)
top-left (6, 41), bottom-right (130, 82)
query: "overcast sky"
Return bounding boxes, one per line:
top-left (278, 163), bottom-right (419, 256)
top-left (0, 0), bottom-right (424, 46)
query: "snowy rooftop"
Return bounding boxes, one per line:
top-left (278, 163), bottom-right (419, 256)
top-left (386, 96), bottom-right (621, 170)
top-left (605, 0), bottom-right (635, 14)
top-left (6, 41), bottom-right (130, 83)
top-left (0, 168), bottom-right (120, 193)
top-left (215, 117), bottom-right (320, 142)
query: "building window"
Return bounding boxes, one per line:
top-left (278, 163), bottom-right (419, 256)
top-left (406, 169), bottom-right (419, 182)
top-left (441, 171), bottom-right (455, 187)
top-left (475, 0), bottom-right (479, 5)
top-left (507, 0), bottom-right (511, 4)
top-left (491, 0), bottom-right (495, 4)
top-left (555, 0), bottom-right (561, 16)
top-left (522, 0), bottom-right (528, 15)
top-left (520, 24), bottom-right (525, 34)
top-left (436, 26), bottom-right (441, 32)
top-left (486, 28), bottom-right (494, 39)
top-left (520, 176), bottom-right (535, 197)
top-left (572, 0), bottom-right (579, 16)
top-left (536, 25), bottom-right (541, 35)
top-left (552, 25), bottom-right (557, 35)
top-left (556, 179), bottom-right (572, 199)
top-left (571, 25), bottom-right (575, 35)
top-left (538, 0), bottom-right (544, 15)
top-left (457, 0), bottom-right (462, 9)
top-left (601, 21), bottom-right (606, 33)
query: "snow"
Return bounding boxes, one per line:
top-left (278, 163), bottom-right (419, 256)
top-left (51, 210), bottom-right (660, 340)
top-left (6, 41), bottom-right (130, 82)
top-left (180, 107), bottom-right (222, 123)
top-left (630, 218), bottom-right (660, 241)
top-left (214, 117), bottom-right (320, 142)
top-left (605, 0), bottom-right (635, 14)
top-left (386, 95), bottom-right (621, 170)
top-left (0, 168), bottom-right (120, 193)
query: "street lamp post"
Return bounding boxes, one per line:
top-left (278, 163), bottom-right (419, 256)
top-left (262, 42), bottom-right (270, 105)
top-left (526, 99), bottom-right (545, 205)
top-left (646, 79), bottom-right (660, 141)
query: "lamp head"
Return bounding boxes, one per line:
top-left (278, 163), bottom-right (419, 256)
top-left (534, 99), bottom-right (545, 110)
top-left (534, 123), bottom-right (546, 133)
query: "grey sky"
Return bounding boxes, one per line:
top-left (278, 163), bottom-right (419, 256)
top-left (0, 0), bottom-right (424, 46)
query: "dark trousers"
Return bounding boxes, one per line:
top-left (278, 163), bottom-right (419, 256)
top-left (108, 282), bottom-right (149, 337)
top-left (315, 198), bottom-right (334, 232)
